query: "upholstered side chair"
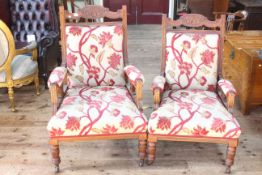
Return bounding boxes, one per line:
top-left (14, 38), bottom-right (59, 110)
top-left (0, 20), bottom-right (40, 112)
top-left (47, 5), bottom-right (147, 172)
top-left (147, 14), bottom-right (241, 174)
top-left (9, 0), bottom-right (61, 88)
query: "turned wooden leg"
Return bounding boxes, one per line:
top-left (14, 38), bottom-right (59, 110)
top-left (147, 141), bottom-right (156, 165)
top-left (138, 139), bottom-right (147, 167)
top-left (225, 146), bottom-right (237, 174)
top-left (50, 144), bottom-right (61, 173)
top-left (34, 74), bottom-right (40, 95)
top-left (8, 86), bottom-right (16, 112)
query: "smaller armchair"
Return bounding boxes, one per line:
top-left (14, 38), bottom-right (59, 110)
top-left (147, 14), bottom-right (241, 174)
top-left (0, 20), bottom-right (40, 111)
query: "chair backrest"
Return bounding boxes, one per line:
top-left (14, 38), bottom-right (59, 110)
top-left (59, 5), bottom-right (128, 88)
top-left (161, 14), bottom-right (225, 91)
top-left (0, 20), bottom-right (15, 70)
top-left (9, 0), bottom-right (59, 42)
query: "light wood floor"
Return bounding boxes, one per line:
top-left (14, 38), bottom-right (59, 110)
top-left (0, 25), bottom-right (262, 175)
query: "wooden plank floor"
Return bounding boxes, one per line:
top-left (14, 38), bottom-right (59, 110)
top-left (0, 25), bottom-right (262, 175)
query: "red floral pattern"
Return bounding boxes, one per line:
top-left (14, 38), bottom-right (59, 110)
top-left (48, 67), bottom-right (67, 88)
top-left (218, 79), bottom-right (237, 96)
top-left (148, 89), bottom-right (241, 139)
top-left (66, 25), bottom-right (125, 87)
top-left (47, 86), bottom-right (147, 137)
top-left (165, 32), bottom-right (219, 91)
top-left (124, 65), bottom-right (145, 86)
top-left (152, 75), bottom-right (166, 92)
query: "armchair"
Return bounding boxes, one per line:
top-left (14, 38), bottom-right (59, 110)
top-left (9, 0), bottom-right (61, 88)
top-left (147, 14), bottom-right (241, 174)
top-left (47, 5), bottom-right (147, 172)
top-left (0, 20), bottom-right (40, 111)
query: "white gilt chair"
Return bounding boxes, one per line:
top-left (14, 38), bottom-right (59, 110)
top-left (0, 20), bottom-right (39, 112)
top-left (47, 5), bottom-right (147, 172)
top-left (147, 14), bottom-right (241, 174)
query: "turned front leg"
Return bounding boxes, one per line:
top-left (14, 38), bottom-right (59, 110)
top-left (225, 146), bottom-right (237, 174)
top-left (138, 138), bottom-right (147, 166)
top-left (50, 144), bottom-right (61, 173)
top-left (147, 141), bottom-right (156, 165)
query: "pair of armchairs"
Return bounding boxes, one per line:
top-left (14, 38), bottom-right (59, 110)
top-left (46, 5), bottom-right (241, 174)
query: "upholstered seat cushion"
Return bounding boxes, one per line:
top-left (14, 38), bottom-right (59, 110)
top-left (0, 55), bottom-right (37, 82)
top-left (148, 89), bottom-right (241, 139)
top-left (47, 86), bottom-right (148, 138)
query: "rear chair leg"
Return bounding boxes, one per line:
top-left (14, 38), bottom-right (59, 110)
top-left (147, 141), bottom-right (156, 165)
top-left (51, 144), bottom-right (61, 173)
top-left (225, 146), bottom-right (237, 174)
top-left (138, 139), bottom-right (147, 167)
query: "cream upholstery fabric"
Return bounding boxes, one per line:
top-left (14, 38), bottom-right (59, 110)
top-left (0, 29), bottom-right (9, 67)
top-left (0, 55), bottom-right (38, 82)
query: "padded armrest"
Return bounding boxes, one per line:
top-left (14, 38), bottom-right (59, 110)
top-left (218, 79), bottom-right (237, 96)
top-left (152, 75), bottom-right (166, 92)
top-left (48, 67), bottom-right (67, 88)
top-left (124, 65), bottom-right (145, 86)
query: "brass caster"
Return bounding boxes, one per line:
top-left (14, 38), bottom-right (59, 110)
top-left (225, 166), bottom-right (231, 174)
top-left (139, 160), bottom-right (144, 167)
top-left (54, 165), bottom-right (60, 173)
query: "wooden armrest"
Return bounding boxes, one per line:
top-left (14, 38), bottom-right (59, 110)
top-left (15, 42), bottom-right (38, 61)
top-left (227, 92), bottom-right (235, 112)
top-left (153, 88), bottom-right (161, 109)
top-left (135, 79), bottom-right (143, 111)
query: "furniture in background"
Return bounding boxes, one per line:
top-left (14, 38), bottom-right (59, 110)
top-left (230, 0), bottom-right (262, 30)
top-left (223, 31), bottom-right (262, 114)
top-left (0, 20), bottom-right (40, 112)
top-left (147, 14), bottom-right (241, 174)
top-left (47, 5), bottom-right (147, 172)
top-left (9, 0), bottom-right (61, 88)
top-left (0, 0), bottom-right (11, 28)
top-left (214, 10), bottom-right (248, 31)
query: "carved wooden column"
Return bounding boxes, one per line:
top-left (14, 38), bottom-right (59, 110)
top-left (51, 144), bottom-right (61, 173)
top-left (138, 139), bottom-right (147, 166)
top-left (225, 146), bottom-right (237, 174)
top-left (147, 141), bottom-right (156, 165)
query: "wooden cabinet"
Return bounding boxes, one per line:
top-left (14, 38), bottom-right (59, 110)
top-left (0, 0), bottom-right (11, 28)
top-left (223, 31), bottom-right (262, 114)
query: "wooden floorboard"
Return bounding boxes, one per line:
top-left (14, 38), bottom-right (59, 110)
top-left (0, 25), bottom-right (262, 175)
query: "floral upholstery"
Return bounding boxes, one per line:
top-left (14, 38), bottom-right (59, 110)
top-left (66, 25), bottom-right (126, 88)
top-left (148, 89), bottom-right (241, 139)
top-left (152, 75), bottom-right (166, 92)
top-left (48, 67), bottom-right (67, 88)
top-left (165, 32), bottom-right (220, 91)
top-left (47, 86), bottom-right (147, 138)
top-left (124, 65), bottom-right (145, 86)
top-left (218, 79), bottom-right (237, 96)
top-left (0, 55), bottom-right (38, 82)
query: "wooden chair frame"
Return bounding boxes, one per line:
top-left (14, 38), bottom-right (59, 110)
top-left (148, 14), bottom-right (239, 174)
top-left (49, 5), bottom-right (147, 172)
top-left (0, 20), bottom-right (39, 112)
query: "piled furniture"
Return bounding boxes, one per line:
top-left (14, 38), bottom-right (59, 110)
top-left (9, 0), bottom-right (61, 88)
top-left (0, 20), bottom-right (40, 111)
top-left (47, 5), bottom-right (147, 172)
top-left (147, 14), bottom-right (241, 173)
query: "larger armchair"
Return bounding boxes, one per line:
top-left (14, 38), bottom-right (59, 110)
top-left (47, 5), bottom-right (147, 172)
top-left (9, 0), bottom-right (61, 88)
top-left (147, 14), bottom-right (241, 173)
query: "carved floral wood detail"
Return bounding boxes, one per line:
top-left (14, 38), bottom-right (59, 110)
top-left (65, 5), bottom-right (122, 20)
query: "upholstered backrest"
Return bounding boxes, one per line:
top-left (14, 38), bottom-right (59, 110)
top-left (165, 31), bottom-right (220, 91)
top-left (66, 25), bottom-right (125, 87)
top-left (9, 0), bottom-right (56, 42)
top-left (0, 29), bottom-right (9, 67)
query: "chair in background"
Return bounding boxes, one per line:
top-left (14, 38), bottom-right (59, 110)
top-left (47, 5), bottom-right (147, 172)
top-left (0, 20), bottom-right (40, 112)
top-left (9, 0), bottom-right (61, 88)
top-left (214, 10), bottom-right (248, 31)
top-left (147, 14), bottom-right (241, 173)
